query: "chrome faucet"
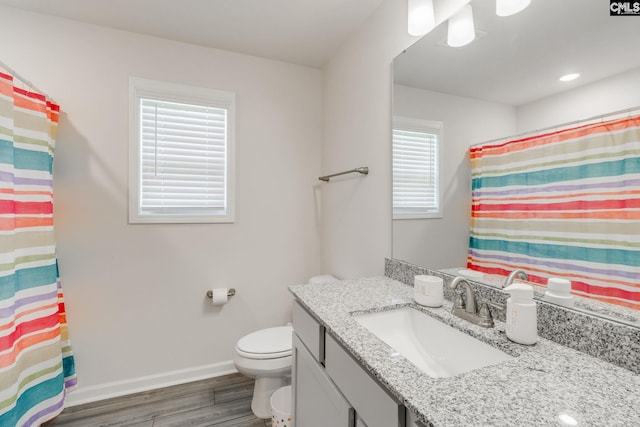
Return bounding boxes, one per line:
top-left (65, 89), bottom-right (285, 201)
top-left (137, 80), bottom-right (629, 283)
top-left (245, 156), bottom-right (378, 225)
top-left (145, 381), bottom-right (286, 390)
top-left (450, 277), bottom-right (478, 314)
top-left (449, 277), bottom-right (500, 328)
top-left (503, 269), bottom-right (528, 288)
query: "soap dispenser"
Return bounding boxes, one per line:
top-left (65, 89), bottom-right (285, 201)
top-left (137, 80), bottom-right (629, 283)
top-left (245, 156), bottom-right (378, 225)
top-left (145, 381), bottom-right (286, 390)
top-left (544, 278), bottom-right (574, 308)
top-left (504, 283), bottom-right (537, 345)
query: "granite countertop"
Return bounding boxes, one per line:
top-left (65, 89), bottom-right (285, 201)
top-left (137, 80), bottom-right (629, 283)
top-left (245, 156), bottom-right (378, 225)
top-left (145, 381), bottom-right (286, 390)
top-left (289, 276), bottom-right (640, 427)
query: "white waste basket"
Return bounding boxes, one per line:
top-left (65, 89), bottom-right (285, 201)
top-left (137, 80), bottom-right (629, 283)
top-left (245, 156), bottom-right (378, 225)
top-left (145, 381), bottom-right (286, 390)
top-left (270, 385), bottom-right (293, 427)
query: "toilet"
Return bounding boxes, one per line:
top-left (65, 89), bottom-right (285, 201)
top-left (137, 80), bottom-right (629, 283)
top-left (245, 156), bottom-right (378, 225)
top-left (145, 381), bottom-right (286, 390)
top-left (233, 274), bottom-right (339, 418)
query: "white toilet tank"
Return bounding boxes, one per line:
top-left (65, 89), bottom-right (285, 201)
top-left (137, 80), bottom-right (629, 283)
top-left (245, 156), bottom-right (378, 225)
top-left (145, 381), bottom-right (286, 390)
top-left (308, 275), bottom-right (339, 284)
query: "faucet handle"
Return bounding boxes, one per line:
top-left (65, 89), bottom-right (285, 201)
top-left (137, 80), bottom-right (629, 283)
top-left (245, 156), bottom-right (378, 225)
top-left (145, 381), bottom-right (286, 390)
top-left (485, 301), bottom-right (506, 311)
top-left (478, 301), bottom-right (505, 328)
top-left (454, 291), bottom-right (466, 310)
top-left (478, 302), bottom-right (494, 328)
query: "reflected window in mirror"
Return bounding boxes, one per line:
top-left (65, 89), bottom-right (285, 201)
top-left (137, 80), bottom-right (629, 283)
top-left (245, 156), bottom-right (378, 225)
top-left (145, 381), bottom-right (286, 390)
top-left (392, 117), bottom-right (442, 219)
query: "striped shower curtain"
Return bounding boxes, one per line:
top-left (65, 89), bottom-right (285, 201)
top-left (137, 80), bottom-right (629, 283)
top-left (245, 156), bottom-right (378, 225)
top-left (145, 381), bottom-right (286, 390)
top-left (0, 72), bottom-right (76, 426)
top-left (467, 114), bottom-right (640, 310)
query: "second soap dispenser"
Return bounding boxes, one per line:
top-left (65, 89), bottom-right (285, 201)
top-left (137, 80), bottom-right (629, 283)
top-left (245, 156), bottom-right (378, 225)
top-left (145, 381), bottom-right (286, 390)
top-left (504, 283), bottom-right (537, 345)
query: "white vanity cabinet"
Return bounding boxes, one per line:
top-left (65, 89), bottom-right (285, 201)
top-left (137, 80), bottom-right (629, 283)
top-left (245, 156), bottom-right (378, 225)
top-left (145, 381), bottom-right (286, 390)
top-left (292, 302), bottom-right (353, 426)
top-left (356, 415), bottom-right (369, 426)
top-left (407, 409), bottom-right (427, 427)
top-left (292, 301), bottom-right (408, 427)
top-left (292, 334), bottom-right (353, 426)
top-left (324, 334), bottom-right (405, 427)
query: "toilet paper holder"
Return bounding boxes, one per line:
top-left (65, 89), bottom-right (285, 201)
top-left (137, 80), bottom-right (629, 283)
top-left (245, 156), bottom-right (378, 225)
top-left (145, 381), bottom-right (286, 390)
top-left (206, 288), bottom-right (236, 299)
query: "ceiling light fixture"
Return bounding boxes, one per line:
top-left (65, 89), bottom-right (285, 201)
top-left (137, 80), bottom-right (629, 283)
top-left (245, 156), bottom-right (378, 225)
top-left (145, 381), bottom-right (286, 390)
top-left (496, 0), bottom-right (531, 17)
top-left (559, 73), bottom-right (580, 82)
top-left (447, 4), bottom-right (475, 47)
top-left (408, 0), bottom-right (436, 36)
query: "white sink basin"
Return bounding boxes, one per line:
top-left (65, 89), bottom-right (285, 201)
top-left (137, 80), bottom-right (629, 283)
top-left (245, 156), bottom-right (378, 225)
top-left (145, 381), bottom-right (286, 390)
top-left (353, 307), bottom-right (513, 378)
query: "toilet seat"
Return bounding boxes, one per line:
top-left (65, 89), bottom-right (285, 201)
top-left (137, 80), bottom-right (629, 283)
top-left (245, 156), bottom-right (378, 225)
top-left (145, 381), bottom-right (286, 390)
top-left (236, 325), bottom-right (293, 360)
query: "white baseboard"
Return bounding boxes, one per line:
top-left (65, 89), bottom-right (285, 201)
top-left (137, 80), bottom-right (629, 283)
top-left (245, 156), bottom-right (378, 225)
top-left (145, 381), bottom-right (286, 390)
top-left (64, 360), bottom-right (237, 408)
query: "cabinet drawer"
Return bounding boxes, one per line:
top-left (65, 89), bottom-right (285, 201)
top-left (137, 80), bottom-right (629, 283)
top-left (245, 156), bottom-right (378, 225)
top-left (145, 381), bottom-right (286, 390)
top-left (324, 333), bottom-right (404, 427)
top-left (292, 301), bottom-right (323, 362)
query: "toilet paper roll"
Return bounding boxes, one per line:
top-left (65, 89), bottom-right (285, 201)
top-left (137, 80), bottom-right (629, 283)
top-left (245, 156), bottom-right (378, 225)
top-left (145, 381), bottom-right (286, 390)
top-left (210, 288), bottom-right (229, 306)
top-left (414, 275), bottom-right (444, 307)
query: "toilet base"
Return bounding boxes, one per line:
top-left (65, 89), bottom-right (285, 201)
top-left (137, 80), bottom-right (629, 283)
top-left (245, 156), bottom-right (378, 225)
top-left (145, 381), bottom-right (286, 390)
top-left (251, 375), bottom-right (290, 419)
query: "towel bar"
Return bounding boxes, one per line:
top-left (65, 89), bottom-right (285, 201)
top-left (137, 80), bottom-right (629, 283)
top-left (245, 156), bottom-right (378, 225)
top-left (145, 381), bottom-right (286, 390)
top-left (319, 166), bottom-right (369, 182)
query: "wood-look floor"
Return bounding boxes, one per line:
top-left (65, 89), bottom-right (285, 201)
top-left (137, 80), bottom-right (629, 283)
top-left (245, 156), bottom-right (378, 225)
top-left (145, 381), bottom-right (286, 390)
top-left (43, 374), bottom-right (271, 427)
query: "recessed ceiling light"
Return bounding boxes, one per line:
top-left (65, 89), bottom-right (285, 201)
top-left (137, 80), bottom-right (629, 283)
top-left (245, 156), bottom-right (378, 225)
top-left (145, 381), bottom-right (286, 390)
top-left (559, 73), bottom-right (580, 82)
top-left (557, 412), bottom-right (578, 426)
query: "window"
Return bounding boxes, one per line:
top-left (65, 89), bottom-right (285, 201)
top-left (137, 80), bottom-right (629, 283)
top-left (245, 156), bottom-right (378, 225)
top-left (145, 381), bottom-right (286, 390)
top-left (129, 78), bottom-right (235, 223)
top-left (392, 118), bottom-right (441, 219)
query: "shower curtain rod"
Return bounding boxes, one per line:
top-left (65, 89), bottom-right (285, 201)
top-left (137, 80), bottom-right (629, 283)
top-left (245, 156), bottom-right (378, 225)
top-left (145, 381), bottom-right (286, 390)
top-left (471, 105), bottom-right (640, 148)
top-left (0, 59), bottom-right (56, 103)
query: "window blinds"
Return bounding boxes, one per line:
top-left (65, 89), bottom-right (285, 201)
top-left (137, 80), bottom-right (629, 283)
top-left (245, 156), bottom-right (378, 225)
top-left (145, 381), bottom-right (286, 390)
top-left (392, 126), bottom-right (440, 218)
top-left (139, 99), bottom-right (227, 215)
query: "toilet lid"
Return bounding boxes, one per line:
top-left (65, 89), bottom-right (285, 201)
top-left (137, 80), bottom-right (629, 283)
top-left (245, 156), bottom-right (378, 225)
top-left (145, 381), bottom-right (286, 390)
top-left (236, 325), bottom-right (293, 359)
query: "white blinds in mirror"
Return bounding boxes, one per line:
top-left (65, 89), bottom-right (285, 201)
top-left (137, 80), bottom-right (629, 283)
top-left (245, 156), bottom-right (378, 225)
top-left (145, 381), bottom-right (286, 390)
top-left (392, 118), bottom-right (441, 219)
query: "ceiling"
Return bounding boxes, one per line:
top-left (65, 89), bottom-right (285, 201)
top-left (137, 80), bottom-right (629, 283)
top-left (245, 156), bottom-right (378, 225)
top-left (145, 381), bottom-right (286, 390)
top-left (3, 0), bottom-right (638, 105)
top-left (0, 0), bottom-right (385, 68)
top-left (394, 0), bottom-right (640, 106)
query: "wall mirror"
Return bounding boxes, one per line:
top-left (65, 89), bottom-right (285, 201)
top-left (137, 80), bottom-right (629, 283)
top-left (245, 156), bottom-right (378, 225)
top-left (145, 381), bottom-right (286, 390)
top-left (391, 0), bottom-right (640, 327)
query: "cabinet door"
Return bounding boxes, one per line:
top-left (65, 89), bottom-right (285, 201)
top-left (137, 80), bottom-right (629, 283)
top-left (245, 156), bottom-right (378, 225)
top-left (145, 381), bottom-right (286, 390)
top-left (406, 408), bottom-right (428, 427)
top-left (324, 333), bottom-right (404, 427)
top-left (356, 414), bottom-right (369, 426)
top-left (292, 333), bottom-right (353, 427)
